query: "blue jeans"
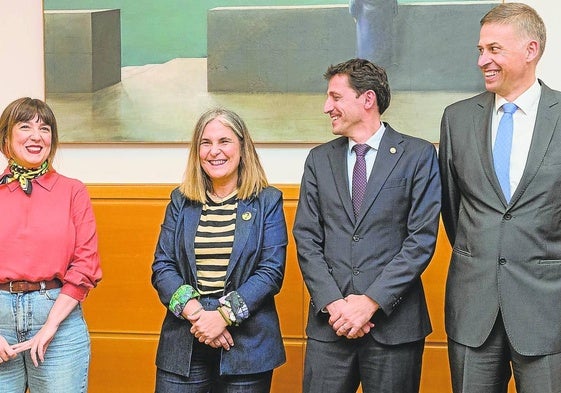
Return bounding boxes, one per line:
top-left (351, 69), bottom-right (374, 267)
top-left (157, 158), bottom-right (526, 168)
top-left (155, 339), bottom-right (273, 393)
top-left (0, 287), bottom-right (91, 393)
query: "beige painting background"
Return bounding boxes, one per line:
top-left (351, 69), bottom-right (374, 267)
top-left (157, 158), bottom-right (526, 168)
top-left (44, 2), bottom-right (496, 144)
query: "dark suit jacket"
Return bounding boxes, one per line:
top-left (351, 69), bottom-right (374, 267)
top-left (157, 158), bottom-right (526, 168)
top-left (439, 81), bottom-right (561, 356)
top-left (151, 186), bottom-right (287, 376)
top-left (293, 124), bottom-right (441, 345)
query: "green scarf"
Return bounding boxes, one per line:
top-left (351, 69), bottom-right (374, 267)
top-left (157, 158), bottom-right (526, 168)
top-left (0, 160), bottom-right (49, 195)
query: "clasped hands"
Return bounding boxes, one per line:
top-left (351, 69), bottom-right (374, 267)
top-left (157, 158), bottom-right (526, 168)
top-left (326, 294), bottom-right (378, 339)
top-left (0, 325), bottom-right (55, 367)
top-left (0, 336), bottom-right (31, 364)
top-left (184, 302), bottom-right (234, 351)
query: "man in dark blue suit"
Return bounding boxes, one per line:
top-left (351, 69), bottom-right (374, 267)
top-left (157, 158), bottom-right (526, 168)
top-left (293, 58), bottom-right (441, 393)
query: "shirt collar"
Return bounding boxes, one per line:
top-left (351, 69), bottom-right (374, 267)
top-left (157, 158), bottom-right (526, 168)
top-left (495, 79), bottom-right (541, 115)
top-left (1, 166), bottom-right (58, 193)
top-left (35, 169), bottom-right (58, 191)
top-left (348, 122), bottom-right (386, 154)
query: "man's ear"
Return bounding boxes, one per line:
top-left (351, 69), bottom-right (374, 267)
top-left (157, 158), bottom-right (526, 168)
top-left (526, 39), bottom-right (540, 62)
top-left (363, 90), bottom-right (377, 110)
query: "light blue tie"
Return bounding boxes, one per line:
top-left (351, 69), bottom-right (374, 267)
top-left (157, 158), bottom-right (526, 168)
top-left (493, 102), bottom-right (518, 202)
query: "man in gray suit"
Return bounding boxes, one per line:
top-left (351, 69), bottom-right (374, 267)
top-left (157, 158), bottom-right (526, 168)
top-left (293, 58), bottom-right (441, 393)
top-left (439, 3), bottom-right (561, 392)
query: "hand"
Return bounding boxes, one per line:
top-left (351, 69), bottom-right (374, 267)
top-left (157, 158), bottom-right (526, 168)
top-left (183, 299), bottom-right (204, 322)
top-left (324, 298), bottom-right (347, 322)
top-left (189, 310), bottom-right (234, 349)
top-left (0, 335), bottom-right (18, 363)
top-left (26, 323), bottom-right (58, 367)
top-left (14, 293), bottom-right (79, 367)
top-left (11, 340), bottom-right (32, 354)
top-left (329, 294), bottom-right (379, 339)
top-left (207, 330), bottom-right (234, 350)
top-left (346, 321), bottom-right (375, 339)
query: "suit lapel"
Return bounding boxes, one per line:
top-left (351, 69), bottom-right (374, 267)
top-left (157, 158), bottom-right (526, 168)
top-left (226, 198), bottom-right (256, 279)
top-left (328, 137), bottom-right (355, 222)
top-left (473, 92), bottom-right (508, 204)
top-left (511, 82), bottom-right (560, 205)
top-left (356, 126), bottom-right (404, 225)
top-left (183, 206), bottom-right (202, 279)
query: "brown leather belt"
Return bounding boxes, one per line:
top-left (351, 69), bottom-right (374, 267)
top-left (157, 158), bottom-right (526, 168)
top-left (0, 279), bottom-right (62, 293)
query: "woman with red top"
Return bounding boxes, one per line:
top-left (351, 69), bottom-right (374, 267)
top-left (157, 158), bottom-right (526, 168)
top-left (0, 97), bottom-right (102, 392)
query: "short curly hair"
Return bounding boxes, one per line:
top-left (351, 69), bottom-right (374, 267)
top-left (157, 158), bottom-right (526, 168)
top-left (324, 58), bottom-right (391, 115)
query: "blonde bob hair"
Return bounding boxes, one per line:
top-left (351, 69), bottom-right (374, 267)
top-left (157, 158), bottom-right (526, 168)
top-left (0, 97), bottom-right (58, 166)
top-left (179, 108), bottom-right (268, 203)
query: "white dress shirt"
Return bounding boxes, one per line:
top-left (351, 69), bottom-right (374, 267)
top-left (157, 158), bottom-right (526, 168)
top-left (347, 122), bottom-right (386, 197)
top-left (492, 79), bottom-right (541, 199)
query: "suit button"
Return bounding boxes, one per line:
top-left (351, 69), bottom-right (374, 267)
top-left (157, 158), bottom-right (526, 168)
top-left (353, 269), bottom-right (360, 275)
top-left (352, 235), bottom-right (360, 242)
top-left (499, 257), bottom-right (507, 265)
top-left (504, 213), bottom-right (512, 220)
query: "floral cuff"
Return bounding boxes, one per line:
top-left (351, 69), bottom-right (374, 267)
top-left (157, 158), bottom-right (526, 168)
top-left (169, 285), bottom-right (200, 319)
top-left (219, 291), bottom-right (249, 325)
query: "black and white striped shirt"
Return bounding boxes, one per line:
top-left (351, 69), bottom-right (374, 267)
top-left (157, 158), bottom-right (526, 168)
top-left (194, 192), bottom-right (237, 296)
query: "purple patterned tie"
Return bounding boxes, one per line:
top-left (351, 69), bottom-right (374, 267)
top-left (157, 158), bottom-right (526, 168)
top-left (352, 144), bottom-right (370, 218)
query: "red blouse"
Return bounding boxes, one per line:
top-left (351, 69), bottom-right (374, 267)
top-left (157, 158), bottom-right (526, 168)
top-left (0, 168), bottom-right (102, 301)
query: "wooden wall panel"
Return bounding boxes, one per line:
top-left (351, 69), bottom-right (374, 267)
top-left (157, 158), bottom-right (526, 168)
top-left (420, 345), bottom-right (452, 393)
top-left (423, 221), bottom-right (452, 343)
top-left (275, 186), bottom-right (307, 338)
top-left (82, 184), bottom-right (506, 393)
top-left (85, 186), bottom-right (170, 334)
top-left (89, 335), bottom-right (159, 393)
top-left (272, 342), bottom-right (305, 392)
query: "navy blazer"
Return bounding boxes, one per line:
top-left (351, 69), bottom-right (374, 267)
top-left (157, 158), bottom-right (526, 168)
top-left (152, 186), bottom-right (287, 376)
top-left (293, 125), bottom-right (441, 345)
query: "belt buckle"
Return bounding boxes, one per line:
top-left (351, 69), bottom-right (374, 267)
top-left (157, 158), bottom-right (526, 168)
top-left (9, 281), bottom-right (23, 294)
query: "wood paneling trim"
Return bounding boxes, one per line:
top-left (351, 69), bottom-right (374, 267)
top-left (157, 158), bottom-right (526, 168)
top-left (86, 184), bottom-right (301, 200)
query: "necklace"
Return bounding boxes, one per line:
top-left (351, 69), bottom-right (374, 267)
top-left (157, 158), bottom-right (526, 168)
top-left (210, 188), bottom-right (237, 204)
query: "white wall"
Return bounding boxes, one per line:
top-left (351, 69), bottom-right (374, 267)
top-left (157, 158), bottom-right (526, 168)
top-left (1, 0), bottom-right (560, 185)
top-left (53, 144), bottom-right (311, 184)
top-left (0, 1), bottom-right (44, 110)
top-left (527, 0), bottom-right (561, 88)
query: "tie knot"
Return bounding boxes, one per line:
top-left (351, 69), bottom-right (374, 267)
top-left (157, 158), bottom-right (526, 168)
top-left (502, 102), bottom-right (518, 115)
top-left (353, 144), bottom-right (370, 157)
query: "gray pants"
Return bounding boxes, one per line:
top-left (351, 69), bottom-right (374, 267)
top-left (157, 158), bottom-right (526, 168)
top-left (304, 335), bottom-right (424, 393)
top-left (448, 314), bottom-right (561, 393)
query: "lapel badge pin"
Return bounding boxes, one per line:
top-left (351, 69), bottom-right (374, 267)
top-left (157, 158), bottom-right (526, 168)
top-left (390, 147), bottom-right (397, 154)
top-left (242, 212), bottom-right (252, 221)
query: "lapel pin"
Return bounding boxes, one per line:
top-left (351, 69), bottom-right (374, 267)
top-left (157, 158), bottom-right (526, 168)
top-left (242, 212), bottom-right (252, 221)
top-left (390, 147), bottom-right (397, 154)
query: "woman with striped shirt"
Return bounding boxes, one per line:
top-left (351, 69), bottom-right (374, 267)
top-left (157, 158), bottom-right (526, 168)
top-left (152, 108), bottom-right (288, 393)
